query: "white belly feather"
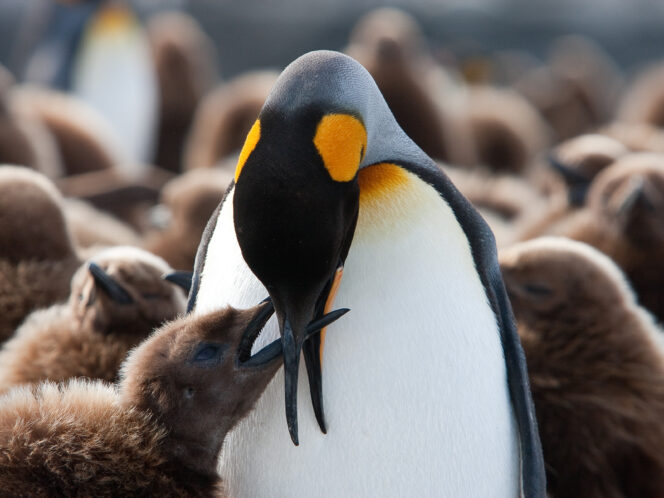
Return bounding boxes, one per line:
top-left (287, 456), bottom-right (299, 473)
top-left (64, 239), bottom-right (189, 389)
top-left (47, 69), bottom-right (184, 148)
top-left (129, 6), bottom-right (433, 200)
top-left (195, 173), bottom-right (519, 497)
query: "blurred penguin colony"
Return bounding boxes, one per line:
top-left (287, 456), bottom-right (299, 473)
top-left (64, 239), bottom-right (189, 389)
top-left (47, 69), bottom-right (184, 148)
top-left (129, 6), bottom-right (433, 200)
top-left (0, 2), bottom-right (663, 497)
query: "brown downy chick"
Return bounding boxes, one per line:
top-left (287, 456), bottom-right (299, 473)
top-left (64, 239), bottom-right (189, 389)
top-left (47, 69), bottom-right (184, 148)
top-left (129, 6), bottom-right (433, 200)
top-left (0, 166), bottom-right (80, 343)
top-left (0, 302), bottom-right (286, 496)
top-left (520, 137), bottom-right (643, 239)
top-left (547, 134), bottom-right (628, 205)
top-left (465, 85), bottom-right (551, 174)
top-left (547, 36), bottom-right (623, 126)
top-left (0, 65), bottom-right (63, 178)
top-left (520, 134), bottom-right (630, 240)
top-left (500, 237), bottom-right (664, 498)
top-left (9, 86), bottom-right (126, 176)
top-left (0, 246), bottom-right (186, 392)
top-left (143, 168), bottom-right (232, 270)
top-left (184, 71), bottom-right (278, 170)
top-left (600, 121), bottom-right (664, 155)
top-left (63, 198), bottom-right (141, 253)
top-left (515, 36), bottom-right (621, 141)
top-left (554, 154), bottom-right (664, 321)
top-left (617, 62), bottom-right (664, 128)
top-left (147, 11), bottom-right (218, 173)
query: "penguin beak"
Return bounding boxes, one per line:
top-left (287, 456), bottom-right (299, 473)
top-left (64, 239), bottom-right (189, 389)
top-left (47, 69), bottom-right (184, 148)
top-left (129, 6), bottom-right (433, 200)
top-left (236, 295), bottom-right (349, 446)
top-left (239, 302), bottom-right (348, 371)
top-left (88, 263), bottom-right (133, 304)
top-left (282, 317), bottom-right (302, 445)
top-left (278, 265), bottom-right (347, 446)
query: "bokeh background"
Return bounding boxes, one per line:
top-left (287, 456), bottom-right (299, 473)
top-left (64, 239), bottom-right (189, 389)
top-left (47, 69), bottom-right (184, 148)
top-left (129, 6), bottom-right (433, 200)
top-left (4, 0), bottom-right (664, 77)
top-left (1, 2), bottom-right (664, 495)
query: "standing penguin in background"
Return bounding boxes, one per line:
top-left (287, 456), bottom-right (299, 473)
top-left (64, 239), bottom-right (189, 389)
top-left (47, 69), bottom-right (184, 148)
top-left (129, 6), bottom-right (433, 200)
top-left (190, 51), bottom-right (544, 497)
top-left (22, 0), bottom-right (157, 165)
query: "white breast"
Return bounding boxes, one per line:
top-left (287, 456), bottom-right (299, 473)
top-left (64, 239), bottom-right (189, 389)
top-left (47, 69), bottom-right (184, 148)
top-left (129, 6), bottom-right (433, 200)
top-left (196, 174), bottom-right (519, 497)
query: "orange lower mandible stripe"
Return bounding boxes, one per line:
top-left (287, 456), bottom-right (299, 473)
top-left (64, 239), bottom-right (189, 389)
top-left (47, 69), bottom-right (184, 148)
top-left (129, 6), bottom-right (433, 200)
top-left (320, 266), bottom-right (344, 365)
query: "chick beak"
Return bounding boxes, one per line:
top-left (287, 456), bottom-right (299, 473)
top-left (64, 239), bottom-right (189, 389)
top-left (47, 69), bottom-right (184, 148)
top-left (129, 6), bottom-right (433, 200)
top-left (619, 177), bottom-right (654, 215)
top-left (88, 263), bottom-right (133, 304)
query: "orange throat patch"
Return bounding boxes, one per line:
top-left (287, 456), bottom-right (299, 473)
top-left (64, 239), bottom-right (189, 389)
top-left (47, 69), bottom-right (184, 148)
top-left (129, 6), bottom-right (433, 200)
top-left (358, 162), bottom-right (410, 205)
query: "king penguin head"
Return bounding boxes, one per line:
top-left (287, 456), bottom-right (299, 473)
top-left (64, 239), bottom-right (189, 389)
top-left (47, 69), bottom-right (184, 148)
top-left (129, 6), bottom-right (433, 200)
top-left (232, 50), bottom-right (429, 445)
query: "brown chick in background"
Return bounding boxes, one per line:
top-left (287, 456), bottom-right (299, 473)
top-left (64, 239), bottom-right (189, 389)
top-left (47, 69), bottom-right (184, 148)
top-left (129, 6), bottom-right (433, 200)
top-left (0, 166), bottom-right (80, 343)
top-left (550, 154), bottom-right (664, 322)
top-left (515, 36), bottom-right (622, 142)
top-left (601, 122), bottom-right (664, 155)
top-left (465, 85), bottom-right (551, 175)
top-left (63, 198), bottom-right (141, 254)
top-left (617, 62), bottom-right (664, 128)
top-left (143, 168), bottom-right (232, 271)
top-left (519, 134), bottom-right (629, 239)
top-left (547, 134), bottom-right (628, 203)
top-left (0, 302), bottom-right (286, 496)
top-left (184, 71), bottom-right (278, 171)
top-left (9, 86), bottom-right (126, 176)
top-left (0, 246), bottom-right (186, 393)
top-left (500, 236), bottom-right (664, 498)
top-left (147, 11), bottom-right (218, 173)
top-left (0, 65), bottom-right (63, 178)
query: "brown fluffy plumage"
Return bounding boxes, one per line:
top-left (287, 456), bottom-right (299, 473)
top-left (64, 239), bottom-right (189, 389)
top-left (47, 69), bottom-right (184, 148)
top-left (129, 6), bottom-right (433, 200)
top-left (184, 71), bottom-right (278, 170)
top-left (544, 154), bottom-right (664, 321)
top-left (0, 67), bottom-right (63, 177)
top-left (147, 11), bottom-right (218, 173)
top-left (518, 134), bottom-right (631, 235)
top-left (0, 166), bottom-right (79, 343)
top-left (55, 166), bottom-right (172, 232)
top-left (617, 63), bottom-right (664, 128)
top-left (0, 247), bottom-right (186, 392)
top-left (550, 133), bottom-right (628, 187)
top-left (466, 85), bottom-right (551, 174)
top-left (9, 86), bottom-right (126, 176)
top-left (500, 237), bottom-right (664, 498)
top-left (0, 303), bottom-right (282, 496)
top-left (63, 198), bottom-right (141, 252)
top-left (143, 168), bottom-right (232, 270)
top-left (600, 122), bottom-right (664, 155)
top-left (515, 36), bottom-right (622, 141)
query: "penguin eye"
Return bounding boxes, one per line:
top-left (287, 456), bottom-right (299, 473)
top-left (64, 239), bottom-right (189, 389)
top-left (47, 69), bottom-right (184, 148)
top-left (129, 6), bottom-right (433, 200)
top-left (190, 342), bottom-right (227, 367)
top-left (523, 283), bottom-right (553, 297)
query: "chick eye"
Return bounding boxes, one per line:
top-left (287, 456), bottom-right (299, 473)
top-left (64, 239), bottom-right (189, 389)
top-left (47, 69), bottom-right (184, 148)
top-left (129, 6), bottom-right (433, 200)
top-left (524, 283), bottom-right (553, 296)
top-left (190, 342), bottom-right (226, 367)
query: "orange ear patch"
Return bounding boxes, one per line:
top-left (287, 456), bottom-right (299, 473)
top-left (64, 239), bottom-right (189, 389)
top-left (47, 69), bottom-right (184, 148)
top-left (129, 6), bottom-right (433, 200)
top-left (314, 114), bottom-right (367, 182)
top-left (234, 120), bottom-right (261, 182)
top-left (358, 162), bottom-right (409, 205)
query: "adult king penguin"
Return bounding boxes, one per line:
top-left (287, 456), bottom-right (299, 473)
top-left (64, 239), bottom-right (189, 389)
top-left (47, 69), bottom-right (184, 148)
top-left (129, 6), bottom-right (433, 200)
top-left (22, 0), bottom-right (157, 165)
top-left (191, 50), bottom-right (545, 497)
